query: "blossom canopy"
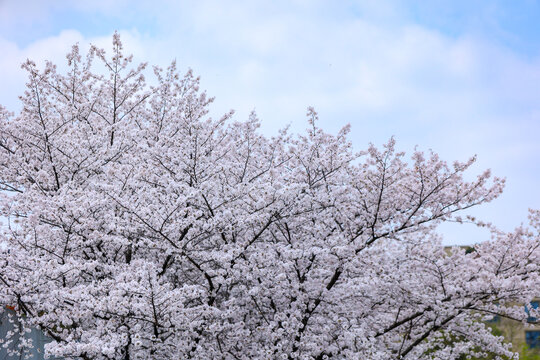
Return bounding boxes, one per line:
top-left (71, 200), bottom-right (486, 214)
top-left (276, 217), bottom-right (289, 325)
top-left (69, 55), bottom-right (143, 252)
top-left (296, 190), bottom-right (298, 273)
top-left (0, 34), bottom-right (538, 360)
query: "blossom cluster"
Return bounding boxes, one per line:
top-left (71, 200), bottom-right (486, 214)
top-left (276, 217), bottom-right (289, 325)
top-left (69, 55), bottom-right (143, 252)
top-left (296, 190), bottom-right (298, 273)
top-left (0, 34), bottom-right (538, 359)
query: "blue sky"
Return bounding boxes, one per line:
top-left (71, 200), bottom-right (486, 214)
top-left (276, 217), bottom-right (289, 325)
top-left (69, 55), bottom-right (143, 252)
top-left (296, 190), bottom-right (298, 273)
top-left (1, 0), bottom-right (539, 245)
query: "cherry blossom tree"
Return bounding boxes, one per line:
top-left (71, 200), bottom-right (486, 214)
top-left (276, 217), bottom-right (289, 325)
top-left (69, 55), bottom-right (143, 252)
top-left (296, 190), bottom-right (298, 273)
top-left (0, 34), bottom-right (538, 360)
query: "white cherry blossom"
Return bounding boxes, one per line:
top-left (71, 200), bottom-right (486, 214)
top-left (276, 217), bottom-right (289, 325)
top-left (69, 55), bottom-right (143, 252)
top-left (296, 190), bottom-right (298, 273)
top-left (0, 34), bottom-right (538, 360)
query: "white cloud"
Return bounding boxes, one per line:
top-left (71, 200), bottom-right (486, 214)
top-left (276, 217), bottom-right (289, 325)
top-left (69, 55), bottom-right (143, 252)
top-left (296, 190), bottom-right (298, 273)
top-left (1, 1), bottom-right (539, 244)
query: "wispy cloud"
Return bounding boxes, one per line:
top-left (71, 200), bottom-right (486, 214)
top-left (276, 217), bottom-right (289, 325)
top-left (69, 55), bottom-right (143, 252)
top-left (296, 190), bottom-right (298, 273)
top-left (1, 0), bottom-right (539, 244)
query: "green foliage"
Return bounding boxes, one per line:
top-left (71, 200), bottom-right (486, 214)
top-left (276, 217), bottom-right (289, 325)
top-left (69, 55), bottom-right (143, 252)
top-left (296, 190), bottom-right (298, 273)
top-left (519, 345), bottom-right (540, 360)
